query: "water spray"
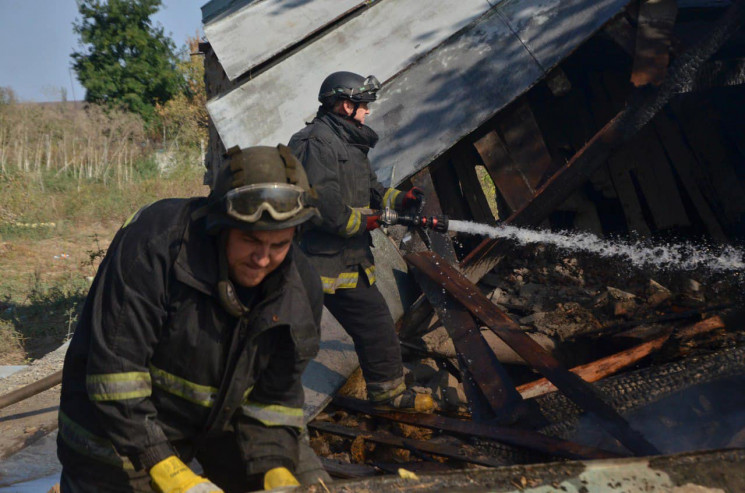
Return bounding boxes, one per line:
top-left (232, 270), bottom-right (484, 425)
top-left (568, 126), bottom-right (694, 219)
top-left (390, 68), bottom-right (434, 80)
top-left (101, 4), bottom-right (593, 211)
top-left (448, 219), bottom-right (745, 273)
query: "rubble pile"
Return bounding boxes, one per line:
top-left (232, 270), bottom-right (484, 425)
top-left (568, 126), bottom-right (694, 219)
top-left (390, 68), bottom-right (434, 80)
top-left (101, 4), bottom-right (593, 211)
top-left (308, 243), bottom-right (745, 476)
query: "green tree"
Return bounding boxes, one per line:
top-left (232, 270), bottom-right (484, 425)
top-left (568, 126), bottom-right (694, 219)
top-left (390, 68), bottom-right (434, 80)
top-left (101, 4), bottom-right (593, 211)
top-left (72, 0), bottom-right (184, 119)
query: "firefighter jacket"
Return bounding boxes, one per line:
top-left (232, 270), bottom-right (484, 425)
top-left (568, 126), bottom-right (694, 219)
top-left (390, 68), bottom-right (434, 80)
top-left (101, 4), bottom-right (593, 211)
top-left (57, 198), bottom-right (322, 480)
top-left (288, 109), bottom-right (406, 293)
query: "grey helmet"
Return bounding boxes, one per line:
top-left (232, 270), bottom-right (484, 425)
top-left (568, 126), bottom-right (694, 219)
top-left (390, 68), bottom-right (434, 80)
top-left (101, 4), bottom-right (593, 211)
top-left (207, 145), bottom-right (319, 232)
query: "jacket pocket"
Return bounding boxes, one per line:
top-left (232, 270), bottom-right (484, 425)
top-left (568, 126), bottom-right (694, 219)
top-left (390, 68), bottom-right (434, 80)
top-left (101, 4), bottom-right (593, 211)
top-left (301, 230), bottom-right (345, 256)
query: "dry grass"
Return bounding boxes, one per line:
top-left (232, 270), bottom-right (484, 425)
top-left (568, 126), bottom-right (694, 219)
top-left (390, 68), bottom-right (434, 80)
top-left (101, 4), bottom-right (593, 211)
top-left (0, 153), bottom-right (208, 361)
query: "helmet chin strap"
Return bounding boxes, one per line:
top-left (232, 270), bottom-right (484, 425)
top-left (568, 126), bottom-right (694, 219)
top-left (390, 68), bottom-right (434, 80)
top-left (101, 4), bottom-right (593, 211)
top-left (217, 230), bottom-right (250, 318)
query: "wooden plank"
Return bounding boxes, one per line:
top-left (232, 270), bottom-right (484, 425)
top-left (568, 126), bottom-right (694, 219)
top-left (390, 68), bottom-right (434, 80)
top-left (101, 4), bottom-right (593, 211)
top-left (207, 0), bottom-right (494, 144)
top-left (309, 421), bottom-right (510, 467)
top-left (474, 130), bottom-right (535, 214)
top-left (653, 113), bottom-right (727, 240)
top-left (408, 251), bottom-right (660, 456)
top-left (459, 0), bottom-right (745, 282)
top-left (430, 160), bottom-right (473, 222)
top-left (498, 100), bottom-right (555, 190)
top-left (410, 168), bottom-right (458, 262)
top-left (203, 0), bottom-right (367, 81)
top-left (593, 68), bottom-right (653, 235)
top-left (517, 335), bottom-right (669, 399)
top-left (207, 0), bottom-right (633, 188)
top-left (335, 396), bottom-right (624, 460)
top-left (414, 272), bottom-right (526, 423)
top-left (602, 11), bottom-right (637, 56)
top-left (631, 0), bottom-right (679, 87)
top-left (450, 144), bottom-right (498, 226)
top-left (607, 150), bottom-right (653, 236)
top-left (670, 98), bottom-right (745, 228)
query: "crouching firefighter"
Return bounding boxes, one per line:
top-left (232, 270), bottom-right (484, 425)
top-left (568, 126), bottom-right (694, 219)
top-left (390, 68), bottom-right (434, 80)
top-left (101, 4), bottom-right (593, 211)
top-left (57, 145), bottom-right (330, 492)
top-left (288, 71), bottom-right (435, 413)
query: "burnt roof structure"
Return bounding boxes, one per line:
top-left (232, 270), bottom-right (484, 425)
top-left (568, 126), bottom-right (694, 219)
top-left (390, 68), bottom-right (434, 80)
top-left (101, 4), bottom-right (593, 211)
top-left (199, 0), bottom-right (745, 486)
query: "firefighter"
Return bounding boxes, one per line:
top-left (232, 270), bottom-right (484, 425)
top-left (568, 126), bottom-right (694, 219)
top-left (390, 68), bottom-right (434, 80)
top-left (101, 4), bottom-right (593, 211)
top-left (57, 145), bottom-right (328, 492)
top-left (288, 71), bottom-right (435, 413)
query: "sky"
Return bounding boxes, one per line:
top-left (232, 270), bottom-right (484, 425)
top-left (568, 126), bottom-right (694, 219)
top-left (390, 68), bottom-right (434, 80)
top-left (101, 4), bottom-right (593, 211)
top-left (0, 0), bottom-right (207, 102)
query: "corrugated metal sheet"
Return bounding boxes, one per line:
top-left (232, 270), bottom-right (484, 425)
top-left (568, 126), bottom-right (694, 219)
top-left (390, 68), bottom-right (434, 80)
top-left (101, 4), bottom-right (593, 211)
top-left (206, 0), bottom-right (495, 153)
top-left (203, 0), bottom-right (367, 81)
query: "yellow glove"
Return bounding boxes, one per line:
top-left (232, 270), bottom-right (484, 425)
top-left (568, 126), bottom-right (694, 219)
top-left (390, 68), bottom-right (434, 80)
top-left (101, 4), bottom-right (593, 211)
top-left (149, 456), bottom-right (224, 493)
top-left (263, 467), bottom-right (300, 490)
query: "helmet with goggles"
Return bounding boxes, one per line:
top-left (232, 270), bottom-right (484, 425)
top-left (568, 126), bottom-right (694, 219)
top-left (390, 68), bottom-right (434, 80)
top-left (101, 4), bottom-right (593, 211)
top-left (318, 71), bottom-right (381, 106)
top-left (208, 145), bottom-right (319, 232)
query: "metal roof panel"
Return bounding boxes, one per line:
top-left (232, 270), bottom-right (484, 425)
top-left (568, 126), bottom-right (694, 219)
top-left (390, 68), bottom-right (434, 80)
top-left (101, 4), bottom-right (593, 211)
top-left (203, 0), bottom-right (368, 80)
top-left (206, 0), bottom-right (495, 152)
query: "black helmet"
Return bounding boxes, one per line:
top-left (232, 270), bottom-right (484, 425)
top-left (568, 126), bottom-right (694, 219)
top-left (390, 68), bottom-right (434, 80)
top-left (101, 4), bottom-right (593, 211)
top-left (207, 145), bottom-right (319, 232)
top-left (318, 71), bottom-right (381, 106)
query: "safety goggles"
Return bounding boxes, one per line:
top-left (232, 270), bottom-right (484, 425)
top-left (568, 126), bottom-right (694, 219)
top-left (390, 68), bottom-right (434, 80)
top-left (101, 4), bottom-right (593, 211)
top-left (224, 183), bottom-right (307, 223)
top-left (349, 75), bottom-right (381, 99)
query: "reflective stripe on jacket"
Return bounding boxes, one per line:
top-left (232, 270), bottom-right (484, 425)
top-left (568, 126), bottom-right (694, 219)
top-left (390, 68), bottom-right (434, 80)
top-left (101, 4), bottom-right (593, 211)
top-left (58, 198), bottom-right (322, 477)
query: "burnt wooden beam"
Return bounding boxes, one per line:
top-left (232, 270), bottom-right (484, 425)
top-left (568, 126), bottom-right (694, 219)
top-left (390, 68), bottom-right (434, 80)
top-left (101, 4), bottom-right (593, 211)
top-left (334, 396), bottom-right (624, 460)
top-left (516, 333), bottom-right (671, 399)
top-left (497, 101), bottom-right (555, 192)
top-left (309, 421), bottom-right (509, 467)
top-left (603, 11), bottom-right (637, 56)
top-left (460, 0), bottom-right (745, 282)
top-left (473, 100), bottom-right (555, 217)
top-left (653, 112), bottom-right (727, 240)
top-left (319, 458), bottom-right (379, 479)
top-left (450, 144), bottom-right (497, 226)
top-left (407, 251), bottom-right (660, 456)
top-left (413, 271), bottom-right (525, 423)
top-left (474, 130), bottom-right (534, 215)
top-left (631, 0), bottom-right (679, 87)
top-left (410, 168), bottom-right (458, 261)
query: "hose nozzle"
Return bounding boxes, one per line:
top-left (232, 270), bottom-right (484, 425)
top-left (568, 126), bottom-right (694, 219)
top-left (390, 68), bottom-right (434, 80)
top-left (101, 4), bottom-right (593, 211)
top-left (380, 208), bottom-right (449, 233)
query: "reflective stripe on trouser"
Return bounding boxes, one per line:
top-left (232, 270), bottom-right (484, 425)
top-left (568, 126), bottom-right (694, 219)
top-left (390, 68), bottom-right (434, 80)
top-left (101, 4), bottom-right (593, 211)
top-left (86, 371), bottom-right (152, 401)
top-left (320, 265), bottom-right (376, 294)
top-left (58, 411), bottom-right (135, 470)
top-left (323, 278), bottom-right (404, 401)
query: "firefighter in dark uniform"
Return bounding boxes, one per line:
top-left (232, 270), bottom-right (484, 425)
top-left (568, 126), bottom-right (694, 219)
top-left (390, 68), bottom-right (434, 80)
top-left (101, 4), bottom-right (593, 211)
top-left (57, 145), bottom-right (328, 492)
top-left (288, 71), bottom-right (435, 413)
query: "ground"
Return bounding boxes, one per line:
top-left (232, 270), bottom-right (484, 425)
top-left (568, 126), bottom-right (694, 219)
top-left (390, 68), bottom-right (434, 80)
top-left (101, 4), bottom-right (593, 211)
top-left (0, 221), bottom-right (119, 363)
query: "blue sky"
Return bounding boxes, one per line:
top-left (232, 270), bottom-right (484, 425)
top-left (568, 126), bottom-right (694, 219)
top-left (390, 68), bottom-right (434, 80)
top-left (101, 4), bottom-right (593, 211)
top-left (0, 0), bottom-right (206, 102)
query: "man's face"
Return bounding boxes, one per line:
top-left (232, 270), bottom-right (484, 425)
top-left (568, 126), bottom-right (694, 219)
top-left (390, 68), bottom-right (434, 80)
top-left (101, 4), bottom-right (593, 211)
top-left (225, 227), bottom-right (295, 288)
top-left (341, 100), bottom-right (370, 125)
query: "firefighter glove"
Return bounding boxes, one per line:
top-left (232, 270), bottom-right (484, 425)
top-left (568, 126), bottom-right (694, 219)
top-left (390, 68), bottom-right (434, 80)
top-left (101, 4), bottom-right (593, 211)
top-left (365, 212), bottom-right (382, 231)
top-left (402, 187), bottom-right (424, 210)
top-left (149, 455), bottom-right (224, 493)
top-left (263, 467), bottom-right (300, 489)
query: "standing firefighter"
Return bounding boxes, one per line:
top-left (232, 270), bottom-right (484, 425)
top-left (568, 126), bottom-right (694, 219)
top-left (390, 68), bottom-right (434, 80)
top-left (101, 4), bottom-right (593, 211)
top-left (57, 145), bottom-right (328, 492)
top-left (288, 71), bottom-right (435, 413)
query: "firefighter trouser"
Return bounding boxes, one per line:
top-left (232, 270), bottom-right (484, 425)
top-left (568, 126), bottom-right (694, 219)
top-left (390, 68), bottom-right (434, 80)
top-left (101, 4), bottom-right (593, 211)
top-left (59, 434), bottom-right (328, 493)
top-left (324, 276), bottom-right (405, 401)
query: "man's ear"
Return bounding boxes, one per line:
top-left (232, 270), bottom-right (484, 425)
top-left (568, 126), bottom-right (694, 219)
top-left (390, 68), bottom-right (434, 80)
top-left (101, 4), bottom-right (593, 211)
top-left (340, 99), bottom-right (354, 116)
